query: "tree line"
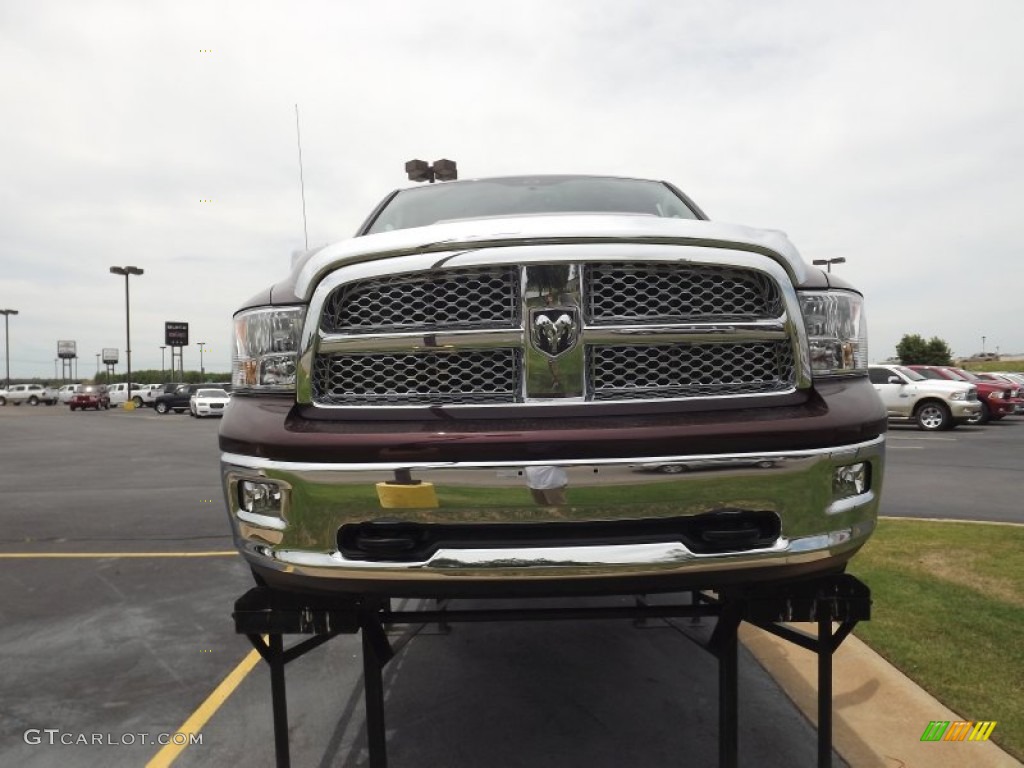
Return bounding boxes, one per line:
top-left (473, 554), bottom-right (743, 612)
top-left (894, 334), bottom-right (953, 366)
top-left (93, 369), bottom-right (231, 385)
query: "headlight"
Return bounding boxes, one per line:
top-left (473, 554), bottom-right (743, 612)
top-left (950, 391), bottom-right (967, 401)
top-left (989, 391), bottom-right (1005, 400)
top-left (232, 307), bottom-right (306, 392)
top-left (799, 291), bottom-right (868, 376)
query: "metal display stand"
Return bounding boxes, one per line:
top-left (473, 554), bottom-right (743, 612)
top-left (233, 574), bottom-right (870, 768)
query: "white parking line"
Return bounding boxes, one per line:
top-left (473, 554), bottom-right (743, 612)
top-left (887, 435), bottom-right (957, 441)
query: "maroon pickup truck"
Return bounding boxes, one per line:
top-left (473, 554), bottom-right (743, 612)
top-left (219, 174), bottom-right (886, 597)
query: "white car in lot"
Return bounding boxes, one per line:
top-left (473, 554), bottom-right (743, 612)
top-left (189, 388), bottom-right (230, 418)
top-left (868, 364), bottom-right (980, 430)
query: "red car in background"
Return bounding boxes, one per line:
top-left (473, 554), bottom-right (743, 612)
top-left (907, 366), bottom-right (1018, 424)
top-left (974, 372), bottom-right (1024, 414)
top-left (68, 385), bottom-right (110, 411)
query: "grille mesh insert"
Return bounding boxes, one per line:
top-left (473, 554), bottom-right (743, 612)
top-left (321, 267), bottom-right (519, 333)
top-left (313, 349), bottom-right (521, 405)
top-left (586, 263), bottom-right (781, 323)
top-left (589, 342), bottom-right (795, 400)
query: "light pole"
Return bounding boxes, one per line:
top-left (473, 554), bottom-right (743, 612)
top-left (160, 346), bottom-right (167, 379)
top-left (812, 257), bottom-right (846, 273)
top-left (109, 266), bottom-right (144, 403)
top-left (95, 353), bottom-right (100, 379)
top-left (197, 341), bottom-right (206, 379)
top-left (1, 308), bottom-right (17, 389)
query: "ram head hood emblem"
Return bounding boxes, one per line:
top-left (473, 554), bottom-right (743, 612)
top-left (529, 307), bottom-right (580, 359)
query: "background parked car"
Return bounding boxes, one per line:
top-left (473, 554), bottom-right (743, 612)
top-left (908, 365), bottom-right (1016, 424)
top-left (868, 364), bottom-right (979, 430)
top-left (154, 383), bottom-right (206, 414)
top-left (69, 385), bottom-right (110, 411)
top-left (57, 383), bottom-right (82, 404)
top-left (974, 372), bottom-right (1024, 414)
top-left (189, 387), bottom-right (230, 418)
top-left (3, 383), bottom-right (59, 406)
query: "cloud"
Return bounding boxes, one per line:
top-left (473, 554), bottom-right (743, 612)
top-left (1, 0), bottom-right (1022, 380)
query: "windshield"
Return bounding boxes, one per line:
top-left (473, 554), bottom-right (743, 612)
top-left (363, 176), bottom-right (700, 234)
top-left (954, 369), bottom-right (980, 382)
top-left (196, 389), bottom-right (228, 398)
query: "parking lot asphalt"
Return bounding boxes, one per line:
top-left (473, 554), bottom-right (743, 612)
top-left (879, 420), bottom-right (1024, 523)
top-left (1, 406), bottom-right (1021, 767)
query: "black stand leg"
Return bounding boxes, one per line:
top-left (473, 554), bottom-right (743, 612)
top-left (269, 633), bottom-right (291, 768)
top-left (818, 610), bottom-right (833, 768)
top-left (713, 603), bottom-right (741, 768)
top-left (361, 612), bottom-right (391, 768)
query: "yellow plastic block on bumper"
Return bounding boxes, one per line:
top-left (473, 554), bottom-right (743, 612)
top-left (375, 481), bottom-right (439, 509)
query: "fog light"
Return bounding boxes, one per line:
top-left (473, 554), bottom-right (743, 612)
top-left (239, 480), bottom-right (283, 517)
top-left (833, 463), bottom-right (869, 499)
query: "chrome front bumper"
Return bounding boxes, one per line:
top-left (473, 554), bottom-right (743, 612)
top-left (220, 436), bottom-right (884, 593)
top-left (951, 401), bottom-right (982, 420)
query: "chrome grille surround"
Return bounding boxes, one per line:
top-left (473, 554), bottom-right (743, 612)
top-left (299, 244), bottom-right (812, 409)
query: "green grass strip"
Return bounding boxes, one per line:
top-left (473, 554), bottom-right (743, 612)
top-left (847, 519), bottom-right (1024, 759)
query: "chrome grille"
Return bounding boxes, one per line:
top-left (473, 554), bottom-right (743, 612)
top-left (312, 260), bottom-right (797, 407)
top-left (586, 263), bottom-right (781, 323)
top-left (589, 342), bottom-right (795, 400)
top-left (313, 349), bottom-right (521, 405)
top-left (321, 267), bottom-right (519, 333)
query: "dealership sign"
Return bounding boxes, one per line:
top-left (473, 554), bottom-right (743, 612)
top-left (102, 348), bottom-right (119, 364)
top-left (57, 340), bottom-right (77, 359)
top-left (165, 321), bottom-right (189, 347)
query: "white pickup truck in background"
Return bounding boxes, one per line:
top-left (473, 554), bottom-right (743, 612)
top-left (1, 384), bottom-right (59, 406)
top-left (107, 382), bottom-right (161, 408)
top-left (868, 364), bottom-right (981, 430)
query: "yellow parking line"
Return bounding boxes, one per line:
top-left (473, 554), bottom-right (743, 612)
top-left (146, 641), bottom-right (265, 767)
top-left (0, 552), bottom-right (238, 558)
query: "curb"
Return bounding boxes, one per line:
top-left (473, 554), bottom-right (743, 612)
top-left (740, 623), bottom-right (1022, 767)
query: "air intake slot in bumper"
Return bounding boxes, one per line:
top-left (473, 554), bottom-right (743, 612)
top-left (338, 509), bottom-right (782, 562)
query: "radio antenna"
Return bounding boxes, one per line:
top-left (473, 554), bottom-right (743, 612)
top-left (294, 104), bottom-right (309, 250)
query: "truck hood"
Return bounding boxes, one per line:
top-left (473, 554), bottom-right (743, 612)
top-left (292, 214), bottom-right (813, 302)
top-left (907, 380), bottom-right (975, 394)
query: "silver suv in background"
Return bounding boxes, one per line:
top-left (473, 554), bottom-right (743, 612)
top-left (868, 364), bottom-right (979, 430)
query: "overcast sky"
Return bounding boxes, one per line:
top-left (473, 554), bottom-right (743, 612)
top-left (2, 0), bottom-right (1022, 381)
